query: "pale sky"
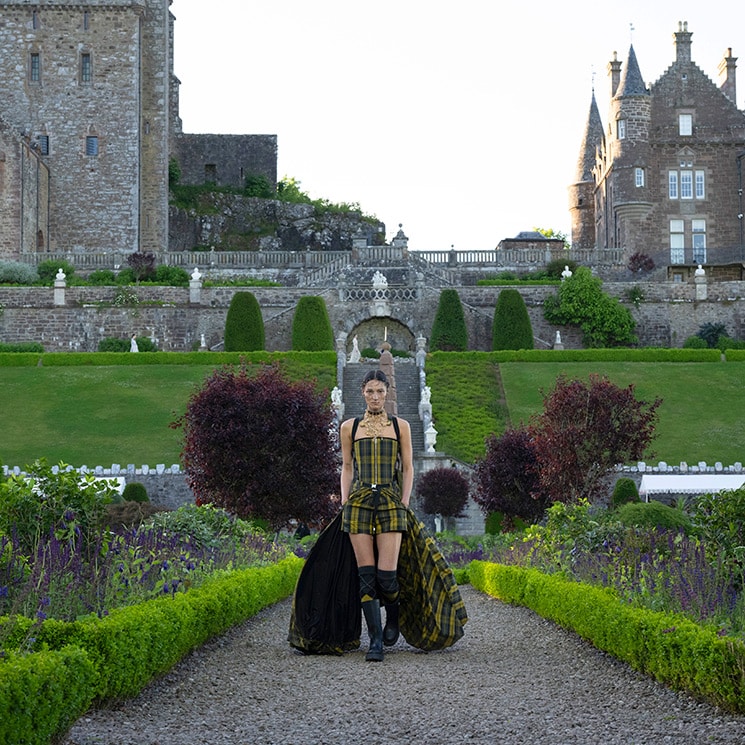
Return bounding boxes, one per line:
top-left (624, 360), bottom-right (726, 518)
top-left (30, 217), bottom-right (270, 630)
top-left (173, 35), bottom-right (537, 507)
top-left (172, 1), bottom-right (745, 252)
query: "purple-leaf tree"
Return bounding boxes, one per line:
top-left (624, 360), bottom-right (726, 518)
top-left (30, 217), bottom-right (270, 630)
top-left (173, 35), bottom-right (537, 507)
top-left (473, 428), bottom-right (549, 528)
top-left (173, 364), bottom-right (339, 531)
top-left (530, 374), bottom-right (661, 504)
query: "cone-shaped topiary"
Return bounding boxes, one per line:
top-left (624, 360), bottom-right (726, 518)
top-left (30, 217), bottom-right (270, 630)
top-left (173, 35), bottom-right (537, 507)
top-left (291, 296), bottom-right (334, 351)
top-left (430, 289), bottom-right (467, 351)
top-left (611, 476), bottom-right (640, 509)
top-left (224, 291), bottom-right (265, 352)
top-left (492, 288), bottom-right (534, 350)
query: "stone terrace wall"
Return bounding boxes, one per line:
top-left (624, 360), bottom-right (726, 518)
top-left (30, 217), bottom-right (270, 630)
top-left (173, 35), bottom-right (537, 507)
top-left (1, 279), bottom-right (744, 352)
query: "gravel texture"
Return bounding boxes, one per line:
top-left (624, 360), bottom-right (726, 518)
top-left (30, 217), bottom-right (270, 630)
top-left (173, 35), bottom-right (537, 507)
top-left (62, 585), bottom-right (745, 745)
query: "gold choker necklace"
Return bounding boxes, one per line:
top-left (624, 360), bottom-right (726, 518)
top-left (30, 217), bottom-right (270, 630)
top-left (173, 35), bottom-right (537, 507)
top-left (361, 409), bottom-right (391, 439)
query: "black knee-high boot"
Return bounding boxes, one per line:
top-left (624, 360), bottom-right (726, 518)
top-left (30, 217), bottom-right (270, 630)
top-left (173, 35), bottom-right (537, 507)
top-left (361, 599), bottom-right (384, 661)
top-left (377, 569), bottom-right (400, 647)
top-left (359, 566), bottom-right (383, 661)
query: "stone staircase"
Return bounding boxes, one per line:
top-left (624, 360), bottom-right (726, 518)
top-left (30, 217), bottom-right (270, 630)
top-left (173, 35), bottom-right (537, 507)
top-left (341, 360), bottom-right (424, 455)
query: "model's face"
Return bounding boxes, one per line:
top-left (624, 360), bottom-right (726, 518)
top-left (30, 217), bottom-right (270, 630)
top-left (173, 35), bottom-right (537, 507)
top-left (363, 381), bottom-right (387, 412)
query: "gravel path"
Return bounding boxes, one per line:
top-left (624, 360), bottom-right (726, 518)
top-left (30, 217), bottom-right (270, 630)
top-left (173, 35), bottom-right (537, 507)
top-left (62, 585), bottom-right (745, 745)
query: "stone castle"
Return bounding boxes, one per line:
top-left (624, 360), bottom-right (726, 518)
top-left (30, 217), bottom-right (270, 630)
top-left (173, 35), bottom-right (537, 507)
top-left (0, 0), bottom-right (276, 259)
top-left (570, 22), bottom-right (745, 280)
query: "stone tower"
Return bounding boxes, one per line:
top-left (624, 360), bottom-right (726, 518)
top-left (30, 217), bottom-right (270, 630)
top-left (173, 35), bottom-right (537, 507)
top-left (0, 0), bottom-right (173, 256)
top-left (569, 23), bottom-right (745, 274)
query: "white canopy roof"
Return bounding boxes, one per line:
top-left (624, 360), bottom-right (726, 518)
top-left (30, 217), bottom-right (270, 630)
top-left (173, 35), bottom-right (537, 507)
top-left (639, 474), bottom-right (745, 498)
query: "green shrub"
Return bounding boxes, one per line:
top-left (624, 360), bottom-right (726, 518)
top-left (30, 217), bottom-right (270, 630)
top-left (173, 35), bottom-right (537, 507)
top-left (0, 342), bottom-right (44, 353)
top-left (615, 501), bottom-right (693, 532)
top-left (492, 288), bottom-right (534, 350)
top-left (87, 269), bottom-right (117, 286)
top-left (544, 266), bottom-right (637, 347)
top-left (611, 477), bottom-right (640, 509)
top-left (0, 260), bottom-right (39, 284)
top-left (691, 488), bottom-right (745, 574)
top-left (244, 173), bottom-right (273, 198)
top-left (96, 336), bottom-right (157, 353)
top-left (153, 265), bottom-right (190, 287)
top-left (122, 482), bottom-right (149, 503)
top-left (431, 289), bottom-right (468, 351)
top-left (36, 259), bottom-right (75, 285)
top-left (697, 322), bottom-right (727, 348)
top-left (485, 511), bottom-right (505, 534)
top-left (291, 296), bottom-right (334, 351)
top-left (224, 291), bottom-right (265, 351)
top-left (683, 335), bottom-right (708, 349)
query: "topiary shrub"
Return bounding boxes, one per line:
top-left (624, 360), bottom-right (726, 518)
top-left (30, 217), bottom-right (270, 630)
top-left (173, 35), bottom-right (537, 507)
top-left (87, 269), bottom-right (117, 286)
top-left (291, 296), bottom-right (334, 351)
top-left (122, 482), bottom-right (149, 503)
top-left (492, 288), bottom-right (534, 350)
top-left (224, 291), bottom-right (265, 351)
top-left (615, 501), bottom-right (693, 533)
top-left (611, 477), bottom-right (640, 509)
top-left (484, 511), bottom-right (505, 535)
top-left (431, 289), bottom-right (468, 351)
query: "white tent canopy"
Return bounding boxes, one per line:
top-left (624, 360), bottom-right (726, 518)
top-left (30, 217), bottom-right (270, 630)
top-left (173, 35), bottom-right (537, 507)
top-left (639, 474), bottom-right (745, 500)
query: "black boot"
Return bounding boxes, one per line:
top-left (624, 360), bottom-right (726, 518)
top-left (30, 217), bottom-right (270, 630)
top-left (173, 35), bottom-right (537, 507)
top-left (383, 602), bottom-right (400, 647)
top-left (361, 599), bottom-right (384, 662)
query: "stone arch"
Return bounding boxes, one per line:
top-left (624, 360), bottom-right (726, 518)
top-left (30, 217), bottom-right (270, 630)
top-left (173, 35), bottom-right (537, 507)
top-left (345, 315), bottom-right (415, 356)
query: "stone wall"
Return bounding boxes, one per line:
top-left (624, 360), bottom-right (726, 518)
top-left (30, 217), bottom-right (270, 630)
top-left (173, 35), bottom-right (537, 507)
top-left (2, 278), bottom-right (745, 352)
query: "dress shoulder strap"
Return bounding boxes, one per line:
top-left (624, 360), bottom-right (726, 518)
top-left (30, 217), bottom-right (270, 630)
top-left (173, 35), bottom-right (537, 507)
top-left (391, 416), bottom-right (400, 441)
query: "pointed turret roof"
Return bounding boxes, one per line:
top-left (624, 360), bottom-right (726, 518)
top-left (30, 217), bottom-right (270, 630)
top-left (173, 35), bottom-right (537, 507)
top-left (574, 91), bottom-right (604, 183)
top-left (616, 44), bottom-right (648, 96)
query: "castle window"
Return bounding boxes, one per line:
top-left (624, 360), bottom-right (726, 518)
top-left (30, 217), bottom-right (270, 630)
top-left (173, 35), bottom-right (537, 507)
top-left (616, 119), bottom-right (626, 140)
top-left (85, 136), bottom-right (99, 156)
top-left (32, 10), bottom-right (39, 29)
top-left (29, 52), bottom-right (41, 83)
top-left (83, 11), bottom-right (90, 30)
top-left (81, 53), bottom-right (92, 84)
top-left (38, 135), bottom-right (49, 155)
top-left (635, 168), bottom-right (645, 187)
top-left (695, 170), bottom-right (705, 199)
top-left (668, 172), bottom-right (678, 199)
top-left (692, 219), bottom-right (706, 264)
top-left (679, 114), bottom-right (693, 136)
top-left (669, 219), bottom-right (685, 264)
top-left (680, 171), bottom-right (693, 199)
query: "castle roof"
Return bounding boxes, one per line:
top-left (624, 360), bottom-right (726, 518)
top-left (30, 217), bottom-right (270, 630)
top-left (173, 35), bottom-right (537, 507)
top-left (616, 44), bottom-right (648, 97)
top-left (574, 91), bottom-right (604, 183)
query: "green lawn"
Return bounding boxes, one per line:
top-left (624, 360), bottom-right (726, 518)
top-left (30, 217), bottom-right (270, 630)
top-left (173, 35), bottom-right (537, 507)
top-left (500, 362), bottom-right (745, 465)
top-left (1, 359), bottom-right (744, 469)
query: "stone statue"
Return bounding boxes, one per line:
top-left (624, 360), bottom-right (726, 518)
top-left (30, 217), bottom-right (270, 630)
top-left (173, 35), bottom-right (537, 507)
top-left (421, 385), bottom-right (431, 404)
top-left (331, 386), bottom-right (343, 407)
top-left (348, 335), bottom-right (361, 363)
top-left (372, 271), bottom-right (388, 290)
top-left (191, 267), bottom-right (202, 281)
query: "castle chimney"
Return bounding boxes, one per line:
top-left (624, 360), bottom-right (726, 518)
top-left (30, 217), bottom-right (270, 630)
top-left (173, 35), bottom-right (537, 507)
top-left (718, 48), bottom-right (737, 105)
top-left (674, 21), bottom-right (692, 65)
top-left (608, 51), bottom-right (622, 98)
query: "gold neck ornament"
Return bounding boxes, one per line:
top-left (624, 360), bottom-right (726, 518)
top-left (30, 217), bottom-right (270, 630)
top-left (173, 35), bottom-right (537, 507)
top-left (361, 409), bottom-right (391, 439)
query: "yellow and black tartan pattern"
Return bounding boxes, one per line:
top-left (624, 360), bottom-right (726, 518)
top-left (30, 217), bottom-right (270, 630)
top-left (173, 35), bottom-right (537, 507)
top-left (397, 508), bottom-right (468, 651)
top-left (341, 437), bottom-right (407, 534)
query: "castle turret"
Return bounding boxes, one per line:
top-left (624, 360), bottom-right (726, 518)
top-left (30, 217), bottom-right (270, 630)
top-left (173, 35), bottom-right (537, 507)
top-left (568, 92), bottom-right (603, 249)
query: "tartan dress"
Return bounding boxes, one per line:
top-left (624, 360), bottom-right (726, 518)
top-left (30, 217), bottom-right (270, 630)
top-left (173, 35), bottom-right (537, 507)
top-left (288, 417), bottom-right (468, 654)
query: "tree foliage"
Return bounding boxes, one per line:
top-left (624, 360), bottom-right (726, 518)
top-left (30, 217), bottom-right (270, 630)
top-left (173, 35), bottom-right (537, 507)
top-left (473, 428), bottom-right (550, 527)
top-left (224, 291), bottom-right (265, 352)
top-left (291, 296), bottom-right (334, 351)
top-left (529, 374), bottom-right (661, 504)
top-left (492, 288), bottom-right (534, 350)
top-left (543, 266), bottom-right (637, 347)
top-left (174, 364), bottom-right (339, 530)
top-left (126, 251), bottom-right (156, 282)
top-left (416, 466), bottom-right (470, 518)
top-left (430, 289), bottom-right (468, 351)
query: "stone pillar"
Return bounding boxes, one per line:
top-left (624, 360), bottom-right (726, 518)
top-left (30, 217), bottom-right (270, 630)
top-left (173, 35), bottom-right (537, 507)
top-left (53, 268), bottom-right (66, 306)
top-left (335, 332), bottom-right (347, 389)
top-left (189, 268), bottom-right (203, 304)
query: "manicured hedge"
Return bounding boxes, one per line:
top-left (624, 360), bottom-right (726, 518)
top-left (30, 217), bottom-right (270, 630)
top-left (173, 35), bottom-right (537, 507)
top-left (0, 555), bottom-right (304, 742)
top-left (429, 348), bottom-right (722, 363)
top-left (0, 350), bottom-right (336, 367)
top-left (469, 560), bottom-right (745, 713)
